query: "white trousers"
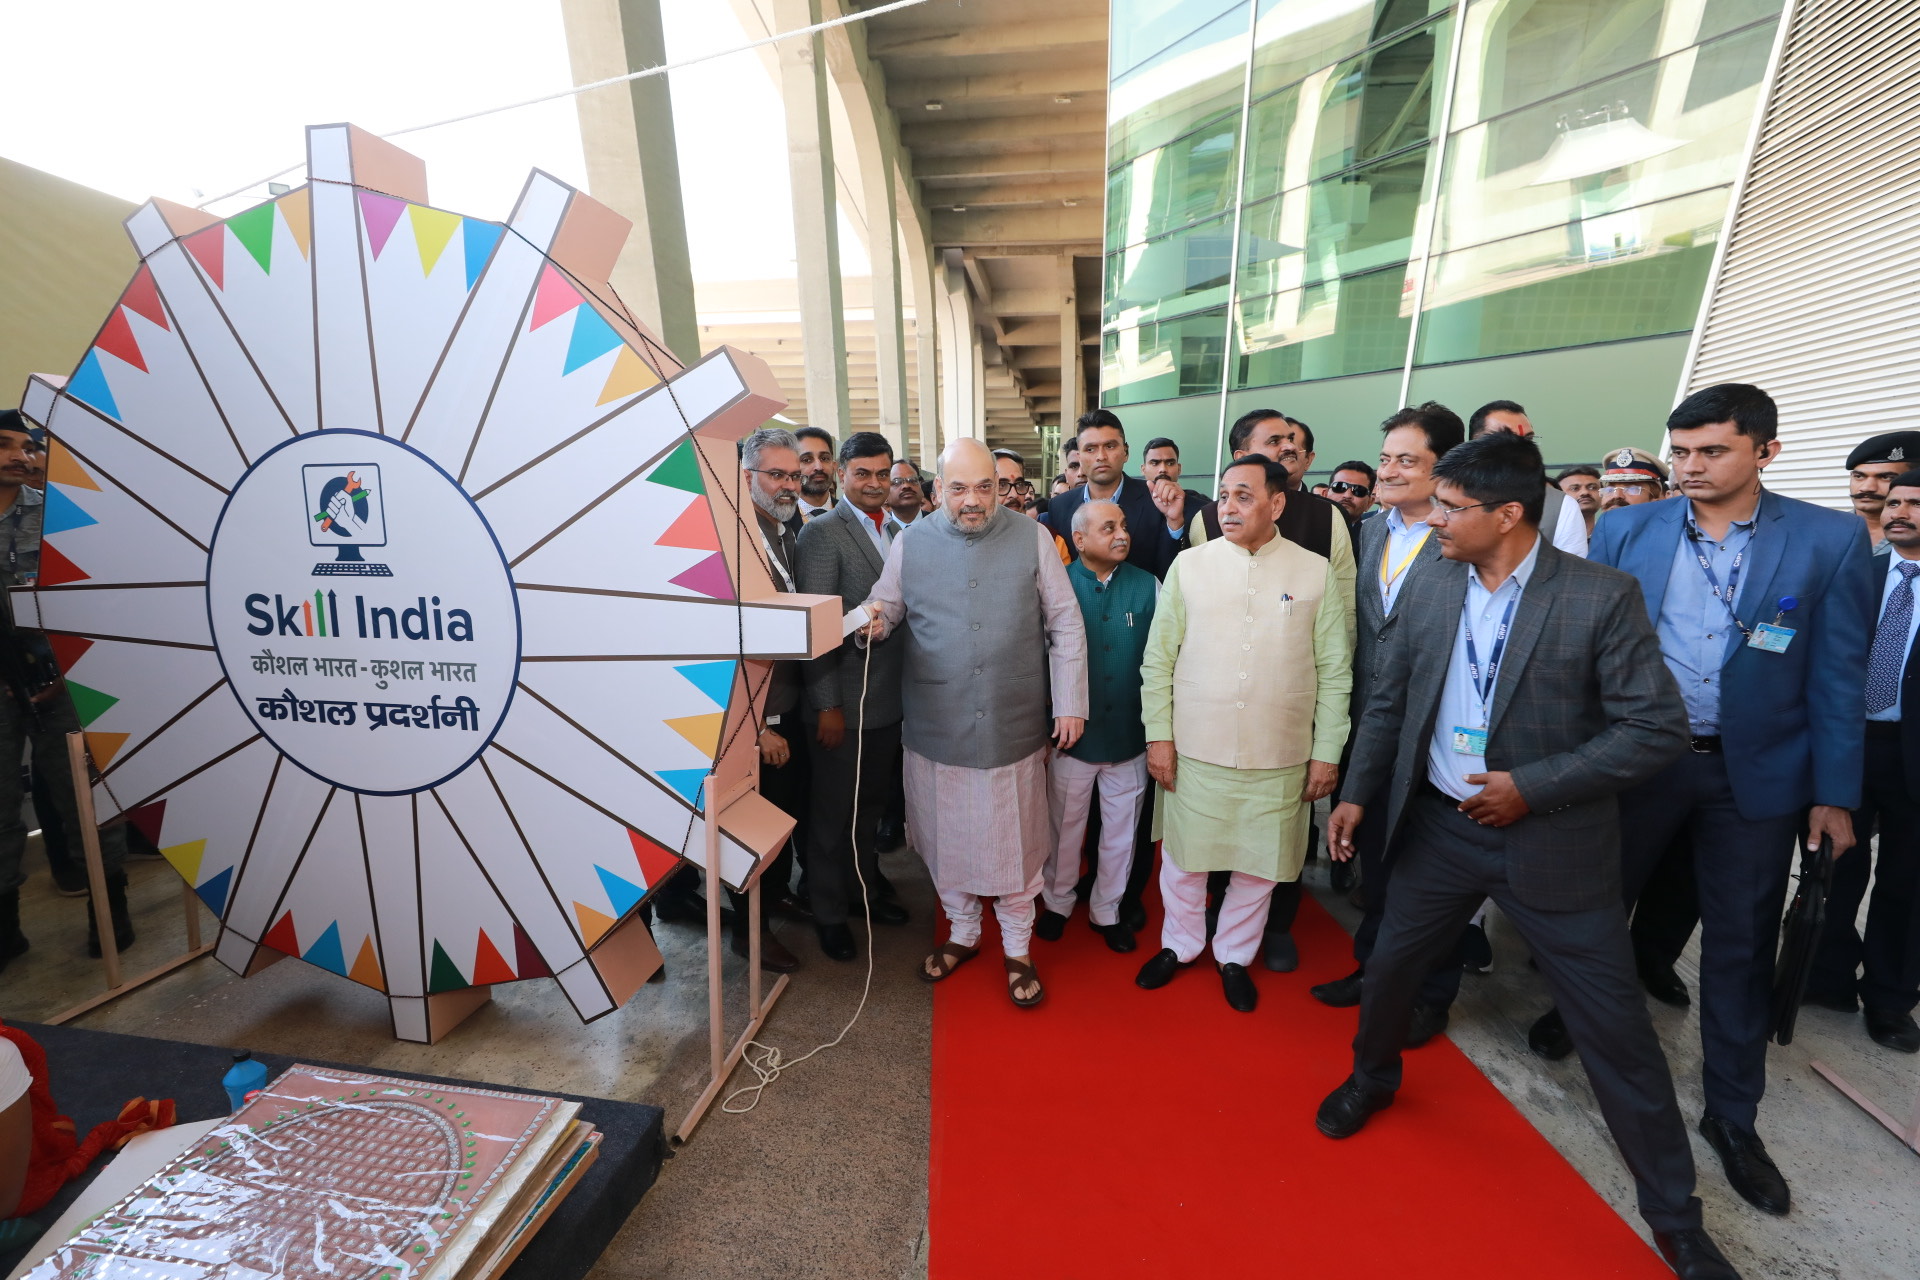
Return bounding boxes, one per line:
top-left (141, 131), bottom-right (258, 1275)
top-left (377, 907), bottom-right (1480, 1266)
top-left (1159, 857), bottom-right (1277, 967)
top-left (939, 864), bottom-right (1043, 956)
top-left (1043, 752), bottom-right (1149, 926)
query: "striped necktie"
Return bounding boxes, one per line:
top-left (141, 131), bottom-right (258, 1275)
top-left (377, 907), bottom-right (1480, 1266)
top-left (1865, 561), bottom-right (1919, 715)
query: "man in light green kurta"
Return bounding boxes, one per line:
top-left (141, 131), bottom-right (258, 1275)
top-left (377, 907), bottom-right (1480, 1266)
top-left (1135, 455), bottom-right (1352, 1012)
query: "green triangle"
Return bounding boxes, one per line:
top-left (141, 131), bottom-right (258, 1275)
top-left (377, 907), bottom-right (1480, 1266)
top-left (647, 440), bottom-right (706, 496)
top-left (227, 203), bottom-right (276, 274)
top-left (428, 941), bottom-right (467, 993)
top-left (65, 680), bottom-right (119, 728)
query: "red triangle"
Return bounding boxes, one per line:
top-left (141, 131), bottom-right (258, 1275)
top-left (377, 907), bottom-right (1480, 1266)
top-left (470, 928), bottom-right (516, 985)
top-left (124, 801), bottom-right (166, 847)
top-left (94, 308), bottom-right (147, 373)
top-left (46, 633), bottom-right (94, 672)
top-left (262, 910), bottom-right (300, 956)
top-left (628, 829), bottom-right (683, 887)
top-left (37, 542), bottom-right (90, 587)
top-left (512, 923), bottom-right (550, 978)
top-left (184, 227), bottom-right (225, 290)
top-left (656, 497), bottom-right (721, 552)
top-left (121, 265), bottom-right (169, 331)
top-left (529, 265), bottom-right (581, 331)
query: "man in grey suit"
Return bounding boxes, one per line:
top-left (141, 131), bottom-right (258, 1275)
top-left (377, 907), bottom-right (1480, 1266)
top-left (1315, 433), bottom-right (1740, 1279)
top-left (797, 431), bottom-right (912, 961)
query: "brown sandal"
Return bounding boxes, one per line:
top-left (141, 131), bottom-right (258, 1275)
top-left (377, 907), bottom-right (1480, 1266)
top-left (1005, 957), bottom-right (1044, 1008)
top-left (919, 941), bottom-right (980, 983)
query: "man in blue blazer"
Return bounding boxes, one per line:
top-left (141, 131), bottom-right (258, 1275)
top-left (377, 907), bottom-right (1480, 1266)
top-left (1043, 411), bottom-right (1178, 581)
top-left (1531, 383), bottom-right (1873, 1218)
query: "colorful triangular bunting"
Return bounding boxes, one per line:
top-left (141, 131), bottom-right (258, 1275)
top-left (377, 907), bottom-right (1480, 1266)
top-left (303, 921), bottom-right (347, 975)
top-left (125, 801), bottom-right (165, 847)
top-left (46, 441), bottom-right (100, 491)
top-left (278, 188), bottom-right (312, 259)
top-left (512, 923), bottom-right (550, 978)
top-left (656, 769), bottom-right (707, 809)
top-left (530, 264), bottom-right (582, 330)
top-left (160, 837), bottom-right (206, 884)
top-left (195, 865), bottom-right (233, 916)
top-left (668, 551), bottom-right (733, 600)
top-left (262, 909), bottom-right (300, 956)
top-left (594, 864), bottom-right (645, 918)
top-left (657, 497), bottom-right (721, 552)
top-left (83, 731), bottom-right (128, 767)
top-left (573, 900), bottom-right (615, 946)
top-left (37, 542), bottom-right (91, 586)
top-left (628, 829), bottom-right (682, 886)
top-left (461, 219), bottom-right (502, 290)
top-left (349, 935), bottom-right (385, 990)
top-left (646, 439), bottom-right (706, 495)
top-left (596, 345), bottom-right (661, 405)
top-left (359, 191), bottom-right (408, 259)
top-left (120, 265), bottom-right (168, 330)
top-left (93, 308), bottom-right (146, 373)
top-left (65, 350), bottom-right (120, 420)
top-left (409, 205), bottom-right (462, 277)
top-left (673, 660), bottom-right (736, 708)
top-left (428, 939), bottom-right (468, 992)
top-left (563, 305), bottom-right (625, 375)
top-left (665, 712), bottom-right (723, 759)
top-left (42, 485), bottom-right (98, 536)
top-left (65, 680), bottom-right (118, 727)
top-left (226, 202), bottom-right (276, 275)
top-left (46, 633), bottom-right (94, 671)
top-left (183, 226), bottom-right (225, 289)
top-left (470, 928), bottom-right (516, 985)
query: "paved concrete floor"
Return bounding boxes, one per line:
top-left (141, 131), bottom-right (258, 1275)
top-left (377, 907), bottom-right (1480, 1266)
top-left (4, 838), bottom-right (1917, 1279)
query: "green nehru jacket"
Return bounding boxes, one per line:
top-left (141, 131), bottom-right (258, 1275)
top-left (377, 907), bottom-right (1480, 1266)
top-left (1066, 558), bottom-right (1157, 764)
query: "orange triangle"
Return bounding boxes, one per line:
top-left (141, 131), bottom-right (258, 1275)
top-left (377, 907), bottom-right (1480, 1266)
top-left (46, 440), bottom-right (100, 491)
top-left (628, 829), bottom-right (682, 886)
top-left (657, 496), bottom-right (721, 552)
top-left (261, 909), bottom-right (300, 956)
top-left (37, 542), bottom-right (90, 586)
top-left (470, 928), bottom-right (516, 985)
top-left (85, 732), bottom-right (129, 768)
top-left (595, 345), bottom-right (660, 405)
top-left (573, 900), bottom-right (614, 946)
top-left (278, 188), bottom-right (312, 259)
top-left (348, 935), bottom-right (385, 991)
top-left (665, 712), bottom-right (723, 758)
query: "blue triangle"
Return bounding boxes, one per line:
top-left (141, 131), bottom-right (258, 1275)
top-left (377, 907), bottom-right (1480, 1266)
top-left (302, 921), bottom-right (347, 975)
top-left (66, 350), bottom-right (121, 420)
top-left (461, 219), bottom-right (503, 291)
top-left (41, 485), bottom-right (98, 537)
top-left (656, 768), bottom-right (706, 808)
top-left (594, 864), bottom-right (645, 918)
top-left (195, 865), bottom-right (233, 917)
top-left (563, 304), bottom-right (624, 374)
top-left (673, 661), bottom-right (736, 709)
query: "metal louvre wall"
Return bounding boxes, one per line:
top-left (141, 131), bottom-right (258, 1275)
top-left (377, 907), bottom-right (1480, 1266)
top-left (1682, 0), bottom-right (1920, 509)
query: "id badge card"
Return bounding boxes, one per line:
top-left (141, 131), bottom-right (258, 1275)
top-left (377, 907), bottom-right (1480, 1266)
top-left (1451, 725), bottom-right (1489, 755)
top-left (1748, 623), bottom-right (1795, 653)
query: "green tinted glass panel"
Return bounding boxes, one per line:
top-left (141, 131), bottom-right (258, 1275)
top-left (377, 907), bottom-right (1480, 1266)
top-left (1240, 82), bottom-right (1302, 205)
top-left (1250, 0), bottom-right (1450, 100)
top-left (1109, 3), bottom-right (1251, 166)
top-left (1235, 267), bottom-right (1413, 386)
top-left (1103, 309), bottom-right (1231, 406)
top-left (1114, 0), bottom-right (1243, 80)
top-left (1695, 0), bottom-right (1785, 43)
top-left (1415, 186), bottom-right (1730, 364)
top-left (1455, 0), bottom-right (1664, 127)
top-left (1107, 115), bottom-right (1242, 248)
top-left (1240, 144), bottom-right (1429, 295)
top-left (1104, 215), bottom-right (1236, 327)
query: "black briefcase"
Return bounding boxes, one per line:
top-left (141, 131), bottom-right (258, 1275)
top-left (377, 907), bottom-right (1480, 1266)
top-left (1770, 835), bottom-right (1835, 1046)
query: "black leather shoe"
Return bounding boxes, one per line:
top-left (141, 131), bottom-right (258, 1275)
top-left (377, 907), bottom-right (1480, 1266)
top-left (1120, 897), bottom-right (1147, 933)
top-left (1461, 922), bottom-right (1493, 974)
top-left (1528, 1007), bottom-right (1574, 1061)
top-left (1311, 968), bottom-right (1364, 1008)
top-left (1801, 986), bottom-right (1858, 1014)
top-left (1135, 948), bottom-right (1192, 990)
top-left (1093, 921), bottom-right (1136, 953)
top-left (1698, 1116), bottom-right (1790, 1216)
top-left (865, 898), bottom-right (909, 927)
top-left (1315, 1076), bottom-right (1393, 1139)
top-left (772, 891), bottom-right (815, 923)
top-left (871, 869), bottom-right (900, 902)
top-left (1653, 1227), bottom-right (1743, 1278)
top-left (1865, 1007), bottom-right (1920, 1053)
top-left (731, 928), bottom-right (800, 974)
top-left (874, 822), bottom-right (904, 853)
top-left (1035, 909), bottom-right (1068, 942)
top-left (1329, 857), bottom-right (1355, 894)
top-left (1406, 1001), bottom-right (1450, 1048)
top-left (816, 923), bottom-right (856, 961)
top-left (1641, 959), bottom-right (1691, 1008)
top-left (1220, 962), bottom-right (1258, 1012)
top-left (1262, 930), bottom-right (1298, 973)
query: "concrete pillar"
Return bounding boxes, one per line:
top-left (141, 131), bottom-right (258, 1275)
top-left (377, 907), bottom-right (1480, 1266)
top-left (773, 0), bottom-right (851, 441)
top-left (1058, 254), bottom-right (1084, 428)
top-left (559, 0), bottom-right (698, 362)
top-left (939, 251), bottom-right (979, 441)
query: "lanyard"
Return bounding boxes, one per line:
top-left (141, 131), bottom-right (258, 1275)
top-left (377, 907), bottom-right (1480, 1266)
top-left (1687, 525), bottom-right (1751, 638)
top-left (1462, 586), bottom-right (1522, 727)
top-left (1379, 525), bottom-right (1430, 596)
top-left (760, 527), bottom-right (795, 592)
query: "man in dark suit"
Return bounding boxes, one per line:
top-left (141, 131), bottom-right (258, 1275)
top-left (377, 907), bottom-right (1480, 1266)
top-left (1316, 432), bottom-right (1738, 1279)
top-left (1807, 467), bottom-right (1920, 1051)
top-left (1535, 383), bottom-right (1873, 1217)
top-left (1043, 411), bottom-right (1176, 580)
top-left (796, 431), bottom-right (912, 961)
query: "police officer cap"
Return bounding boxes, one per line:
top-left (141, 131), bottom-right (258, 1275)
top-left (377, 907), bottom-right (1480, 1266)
top-left (1845, 431), bottom-right (1920, 470)
top-left (1600, 446), bottom-right (1667, 482)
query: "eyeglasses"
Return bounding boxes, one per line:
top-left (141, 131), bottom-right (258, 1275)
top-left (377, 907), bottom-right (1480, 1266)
top-left (996, 479), bottom-right (1035, 496)
top-left (745, 467), bottom-right (802, 486)
top-left (1600, 484), bottom-right (1654, 497)
top-left (1328, 481), bottom-right (1372, 498)
top-left (1427, 497), bottom-right (1502, 521)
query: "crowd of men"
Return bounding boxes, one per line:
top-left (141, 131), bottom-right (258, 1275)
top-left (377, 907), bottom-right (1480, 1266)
top-left (673, 387), bottom-right (1918, 1280)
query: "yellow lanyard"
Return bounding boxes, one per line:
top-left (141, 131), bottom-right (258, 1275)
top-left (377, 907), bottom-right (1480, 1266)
top-left (1380, 527), bottom-right (1431, 594)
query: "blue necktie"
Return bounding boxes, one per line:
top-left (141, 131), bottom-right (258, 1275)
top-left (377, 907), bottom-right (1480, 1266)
top-left (1865, 562), bottom-right (1919, 715)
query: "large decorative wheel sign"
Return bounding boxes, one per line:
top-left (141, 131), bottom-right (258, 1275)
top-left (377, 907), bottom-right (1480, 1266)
top-left (18, 126), bottom-right (834, 1042)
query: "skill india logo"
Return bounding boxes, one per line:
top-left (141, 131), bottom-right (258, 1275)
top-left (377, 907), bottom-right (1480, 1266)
top-left (303, 464), bottom-right (391, 577)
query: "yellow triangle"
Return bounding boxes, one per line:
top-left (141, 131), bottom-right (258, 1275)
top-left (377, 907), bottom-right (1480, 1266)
top-left (409, 205), bottom-right (462, 277)
top-left (596, 345), bottom-right (660, 406)
top-left (349, 936), bottom-right (385, 991)
top-left (160, 838), bottom-right (206, 884)
top-left (85, 732), bottom-right (129, 768)
top-left (277, 188), bottom-right (311, 260)
top-left (574, 900), bottom-right (615, 946)
top-left (665, 712), bottom-right (724, 759)
top-left (47, 439), bottom-right (101, 491)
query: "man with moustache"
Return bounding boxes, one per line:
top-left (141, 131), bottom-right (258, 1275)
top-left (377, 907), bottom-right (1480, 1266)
top-left (1468, 400), bottom-right (1587, 555)
top-left (886, 460), bottom-right (927, 536)
top-left (1557, 465), bottom-right (1601, 536)
top-left (794, 426), bottom-right (837, 522)
top-left (1046, 411), bottom-right (1177, 580)
top-left (1327, 461), bottom-right (1378, 527)
top-left (1843, 431), bottom-right (1920, 554)
top-left (859, 439), bottom-right (1087, 1007)
top-left (1598, 449), bottom-right (1669, 513)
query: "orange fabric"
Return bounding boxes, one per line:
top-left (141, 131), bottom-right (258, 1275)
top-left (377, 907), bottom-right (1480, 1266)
top-left (0, 1022), bottom-right (175, 1218)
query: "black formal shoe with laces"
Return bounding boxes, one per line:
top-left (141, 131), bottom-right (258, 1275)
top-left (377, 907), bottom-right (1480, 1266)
top-left (816, 923), bottom-right (856, 962)
top-left (1406, 1001), bottom-right (1450, 1048)
top-left (1219, 962), bottom-right (1258, 1012)
top-left (1135, 948), bottom-right (1192, 989)
top-left (1865, 1007), bottom-right (1920, 1053)
top-left (1653, 1227), bottom-right (1743, 1278)
top-left (1698, 1116), bottom-right (1789, 1216)
top-left (1528, 1007), bottom-right (1575, 1061)
top-left (1641, 959), bottom-right (1691, 1008)
top-left (864, 898), bottom-right (909, 927)
top-left (1034, 909), bottom-right (1068, 942)
top-left (1311, 968), bottom-right (1364, 1008)
top-left (1262, 930), bottom-right (1298, 973)
top-left (1315, 1076), bottom-right (1393, 1139)
top-left (1120, 897), bottom-right (1148, 933)
top-left (1093, 921), bottom-right (1137, 953)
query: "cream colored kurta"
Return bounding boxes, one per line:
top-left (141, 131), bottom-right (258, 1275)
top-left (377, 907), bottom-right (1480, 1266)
top-left (1142, 534), bottom-right (1352, 880)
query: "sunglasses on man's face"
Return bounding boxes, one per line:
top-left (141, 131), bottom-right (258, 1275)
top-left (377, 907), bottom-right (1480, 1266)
top-left (1327, 481), bottom-right (1372, 498)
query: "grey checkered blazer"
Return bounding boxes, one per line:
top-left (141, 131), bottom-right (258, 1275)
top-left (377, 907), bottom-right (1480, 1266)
top-left (1342, 541), bottom-right (1687, 911)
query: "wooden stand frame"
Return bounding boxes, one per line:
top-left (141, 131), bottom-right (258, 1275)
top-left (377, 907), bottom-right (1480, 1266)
top-left (1811, 1060), bottom-right (1920, 1156)
top-left (672, 770), bottom-right (789, 1146)
top-left (45, 731), bottom-right (213, 1025)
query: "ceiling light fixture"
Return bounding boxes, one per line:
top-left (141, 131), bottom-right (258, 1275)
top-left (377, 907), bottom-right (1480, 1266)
top-left (1062, 199), bottom-right (1080, 207)
top-left (924, 100), bottom-right (944, 111)
top-left (1054, 95), bottom-right (1074, 104)
top-left (951, 205), bottom-right (968, 212)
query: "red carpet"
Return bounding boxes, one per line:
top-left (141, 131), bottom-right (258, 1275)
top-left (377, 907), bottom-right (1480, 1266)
top-left (929, 885), bottom-right (1675, 1279)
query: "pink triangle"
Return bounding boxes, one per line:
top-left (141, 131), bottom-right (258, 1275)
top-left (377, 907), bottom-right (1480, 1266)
top-left (184, 227), bottom-right (225, 290)
top-left (669, 551), bottom-right (735, 600)
top-left (529, 265), bottom-right (582, 331)
top-left (358, 191), bottom-right (408, 259)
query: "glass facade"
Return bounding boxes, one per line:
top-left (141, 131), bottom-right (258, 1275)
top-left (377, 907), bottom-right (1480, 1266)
top-left (1100, 0), bottom-right (1783, 411)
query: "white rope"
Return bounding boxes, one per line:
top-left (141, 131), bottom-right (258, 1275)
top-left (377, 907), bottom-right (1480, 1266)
top-left (195, 0), bottom-right (941, 209)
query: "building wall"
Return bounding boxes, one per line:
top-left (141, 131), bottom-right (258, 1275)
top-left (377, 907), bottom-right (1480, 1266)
top-left (0, 157), bottom-right (137, 409)
top-left (1101, 0), bottom-right (1785, 481)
